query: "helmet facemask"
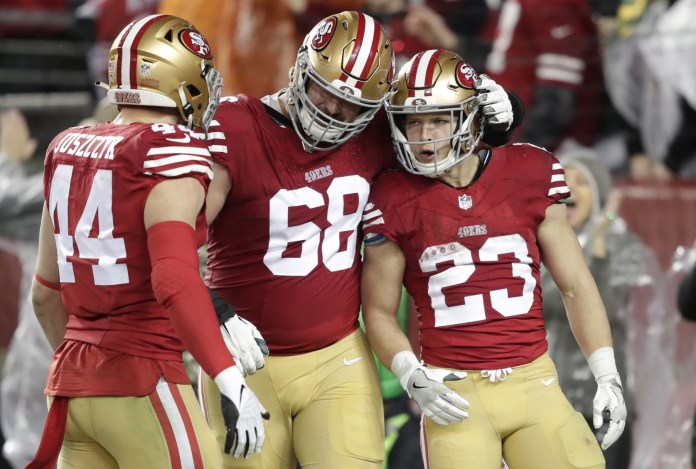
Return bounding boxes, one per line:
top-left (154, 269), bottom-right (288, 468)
top-left (387, 98), bottom-right (482, 177)
top-left (190, 63), bottom-right (223, 133)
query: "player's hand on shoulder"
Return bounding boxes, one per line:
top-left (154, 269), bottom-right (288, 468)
top-left (209, 288), bottom-right (269, 377)
top-left (475, 74), bottom-right (513, 131)
top-left (214, 366), bottom-right (271, 458)
top-left (391, 351), bottom-right (469, 425)
top-left (593, 373), bottom-right (627, 450)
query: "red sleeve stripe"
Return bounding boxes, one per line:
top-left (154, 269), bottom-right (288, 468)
top-left (204, 125), bottom-right (228, 154)
top-left (362, 203), bottom-right (385, 228)
top-left (144, 149), bottom-right (213, 178)
top-left (34, 273), bottom-right (60, 291)
top-left (548, 163), bottom-right (570, 196)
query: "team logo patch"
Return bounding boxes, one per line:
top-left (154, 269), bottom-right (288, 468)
top-left (455, 61), bottom-right (477, 89)
top-left (339, 85), bottom-right (355, 95)
top-left (458, 224), bottom-right (487, 238)
top-left (458, 194), bottom-right (473, 210)
top-left (305, 165), bottom-right (333, 183)
top-left (179, 29), bottom-right (212, 59)
top-left (312, 17), bottom-right (337, 51)
top-left (412, 98), bottom-right (427, 106)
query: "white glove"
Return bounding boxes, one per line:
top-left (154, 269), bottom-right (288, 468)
top-left (588, 347), bottom-right (627, 450)
top-left (391, 351), bottom-right (469, 426)
top-left (214, 366), bottom-right (270, 458)
top-left (209, 288), bottom-right (269, 377)
top-left (593, 374), bottom-right (627, 450)
top-left (475, 74), bottom-right (513, 131)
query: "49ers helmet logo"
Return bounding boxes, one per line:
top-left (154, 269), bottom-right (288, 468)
top-left (179, 29), bottom-right (213, 59)
top-left (311, 17), bottom-right (337, 51)
top-left (455, 61), bottom-right (477, 89)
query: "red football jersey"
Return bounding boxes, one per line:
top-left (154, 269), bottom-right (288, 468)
top-left (206, 95), bottom-right (394, 355)
top-left (363, 144), bottom-right (570, 369)
top-left (482, 0), bottom-right (602, 148)
top-left (43, 122), bottom-right (212, 363)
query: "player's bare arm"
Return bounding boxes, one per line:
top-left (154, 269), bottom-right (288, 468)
top-left (144, 175), bottom-right (269, 458)
top-left (32, 203), bottom-right (68, 350)
top-left (537, 202), bottom-right (612, 356)
top-left (362, 238), bottom-right (469, 426)
top-left (144, 177), bottom-right (205, 229)
top-left (538, 201), bottom-right (626, 450)
top-left (362, 239), bottom-right (411, 365)
top-left (205, 161), bottom-right (231, 224)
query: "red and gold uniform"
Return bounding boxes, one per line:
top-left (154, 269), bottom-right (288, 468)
top-left (42, 122), bottom-right (221, 468)
top-left (201, 94), bottom-right (393, 468)
top-left (482, 0), bottom-right (602, 148)
top-left (363, 144), bottom-right (605, 468)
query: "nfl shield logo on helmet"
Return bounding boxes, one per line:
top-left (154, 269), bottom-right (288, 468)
top-left (458, 194), bottom-right (473, 210)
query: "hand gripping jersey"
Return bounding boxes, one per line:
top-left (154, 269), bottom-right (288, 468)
top-left (206, 95), bottom-right (394, 355)
top-left (363, 143), bottom-right (570, 369)
top-left (43, 122), bottom-right (212, 365)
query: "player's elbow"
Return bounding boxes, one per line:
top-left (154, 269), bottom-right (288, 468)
top-left (31, 277), bottom-right (59, 323)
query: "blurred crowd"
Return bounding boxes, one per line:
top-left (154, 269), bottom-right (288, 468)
top-left (0, 0), bottom-right (695, 468)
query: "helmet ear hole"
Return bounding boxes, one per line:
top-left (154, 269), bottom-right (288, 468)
top-left (186, 84), bottom-right (201, 97)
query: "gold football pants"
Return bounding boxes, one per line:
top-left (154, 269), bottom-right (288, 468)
top-left (422, 353), bottom-right (605, 469)
top-left (56, 377), bottom-right (222, 468)
top-left (200, 328), bottom-right (385, 469)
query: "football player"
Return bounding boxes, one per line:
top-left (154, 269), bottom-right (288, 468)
top-left (361, 49), bottom-right (627, 468)
top-left (29, 15), bottom-right (267, 468)
top-left (199, 11), bottom-right (517, 469)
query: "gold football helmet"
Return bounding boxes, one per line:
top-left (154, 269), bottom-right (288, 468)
top-left (387, 49), bottom-right (483, 177)
top-left (287, 11), bottom-right (394, 152)
top-left (103, 14), bottom-right (223, 131)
